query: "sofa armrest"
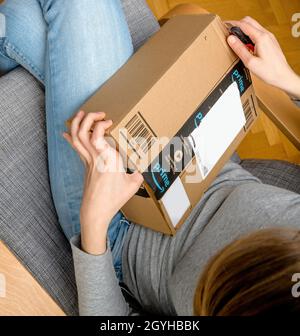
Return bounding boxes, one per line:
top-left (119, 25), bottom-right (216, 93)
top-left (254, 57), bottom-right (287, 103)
top-left (252, 75), bottom-right (300, 150)
top-left (159, 3), bottom-right (300, 150)
top-left (158, 3), bottom-right (209, 26)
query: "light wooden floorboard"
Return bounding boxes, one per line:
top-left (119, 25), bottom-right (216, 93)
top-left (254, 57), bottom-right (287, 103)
top-left (0, 241), bottom-right (65, 316)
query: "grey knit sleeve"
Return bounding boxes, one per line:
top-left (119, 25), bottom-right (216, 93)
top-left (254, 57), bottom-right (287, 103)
top-left (70, 235), bottom-right (131, 316)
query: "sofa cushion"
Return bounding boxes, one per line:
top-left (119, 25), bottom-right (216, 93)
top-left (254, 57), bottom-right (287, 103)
top-left (0, 68), bottom-right (78, 315)
top-left (241, 159), bottom-right (300, 195)
top-left (122, 0), bottom-right (159, 50)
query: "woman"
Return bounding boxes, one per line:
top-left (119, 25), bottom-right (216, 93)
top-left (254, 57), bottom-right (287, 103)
top-left (1, 0), bottom-right (300, 315)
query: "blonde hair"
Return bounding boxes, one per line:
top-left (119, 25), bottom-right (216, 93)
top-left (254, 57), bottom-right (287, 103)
top-left (194, 228), bottom-right (300, 316)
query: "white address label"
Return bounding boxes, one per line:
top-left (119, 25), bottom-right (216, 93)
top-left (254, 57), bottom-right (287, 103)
top-left (189, 82), bottom-right (246, 178)
top-left (161, 177), bottom-right (190, 227)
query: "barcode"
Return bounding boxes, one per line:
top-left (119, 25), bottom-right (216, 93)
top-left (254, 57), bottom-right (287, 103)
top-left (125, 114), bottom-right (156, 154)
top-left (243, 98), bottom-right (254, 129)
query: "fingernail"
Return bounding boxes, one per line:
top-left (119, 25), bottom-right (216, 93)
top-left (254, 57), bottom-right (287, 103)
top-left (228, 35), bottom-right (237, 44)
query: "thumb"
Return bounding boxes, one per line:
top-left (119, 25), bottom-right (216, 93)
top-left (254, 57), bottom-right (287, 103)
top-left (128, 171), bottom-right (144, 190)
top-left (227, 35), bottom-right (255, 68)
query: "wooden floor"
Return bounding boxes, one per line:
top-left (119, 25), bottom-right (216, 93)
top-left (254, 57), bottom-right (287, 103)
top-left (0, 242), bottom-right (64, 316)
top-left (148, 0), bottom-right (300, 163)
top-left (0, 0), bottom-right (299, 316)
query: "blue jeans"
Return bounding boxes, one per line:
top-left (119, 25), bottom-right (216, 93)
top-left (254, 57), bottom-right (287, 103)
top-left (0, 0), bottom-right (132, 281)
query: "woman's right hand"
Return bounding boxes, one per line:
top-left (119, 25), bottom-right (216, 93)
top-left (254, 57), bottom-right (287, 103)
top-left (226, 17), bottom-right (300, 98)
top-left (63, 111), bottom-right (143, 255)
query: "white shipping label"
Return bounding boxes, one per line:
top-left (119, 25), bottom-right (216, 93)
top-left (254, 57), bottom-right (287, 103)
top-left (161, 177), bottom-right (190, 227)
top-left (189, 82), bottom-right (246, 178)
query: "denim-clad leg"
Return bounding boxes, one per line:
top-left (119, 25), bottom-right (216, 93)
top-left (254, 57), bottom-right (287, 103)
top-left (0, 0), bottom-right (133, 281)
top-left (0, 0), bottom-right (46, 79)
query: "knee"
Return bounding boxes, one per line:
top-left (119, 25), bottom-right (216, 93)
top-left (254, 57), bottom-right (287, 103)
top-left (0, 13), bottom-right (18, 74)
top-left (39, 0), bottom-right (125, 23)
top-left (39, 0), bottom-right (96, 15)
top-left (0, 11), bottom-right (18, 74)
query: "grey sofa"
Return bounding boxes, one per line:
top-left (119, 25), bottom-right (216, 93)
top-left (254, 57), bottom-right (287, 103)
top-left (0, 0), bottom-right (300, 316)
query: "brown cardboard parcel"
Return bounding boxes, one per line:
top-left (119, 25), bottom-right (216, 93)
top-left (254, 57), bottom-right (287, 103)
top-left (68, 14), bottom-right (258, 235)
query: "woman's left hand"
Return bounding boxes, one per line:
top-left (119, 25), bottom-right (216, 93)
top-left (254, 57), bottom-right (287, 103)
top-left (226, 17), bottom-right (300, 98)
top-left (63, 111), bottom-right (143, 255)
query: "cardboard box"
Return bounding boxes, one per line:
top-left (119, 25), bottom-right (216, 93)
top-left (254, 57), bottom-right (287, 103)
top-left (70, 14), bottom-right (258, 235)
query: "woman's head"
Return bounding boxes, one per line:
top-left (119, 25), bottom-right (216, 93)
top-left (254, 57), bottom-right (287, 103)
top-left (194, 228), bottom-right (300, 316)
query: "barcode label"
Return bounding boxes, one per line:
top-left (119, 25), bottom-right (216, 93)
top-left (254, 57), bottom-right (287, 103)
top-left (243, 97), bottom-right (255, 129)
top-left (125, 114), bottom-right (156, 155)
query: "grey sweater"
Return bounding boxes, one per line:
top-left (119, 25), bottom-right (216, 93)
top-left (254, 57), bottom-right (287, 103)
top-left (71, 162), bottom-right (300, 316)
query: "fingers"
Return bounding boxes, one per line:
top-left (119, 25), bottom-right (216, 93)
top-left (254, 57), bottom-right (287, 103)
top-left (127, 171), bottom-right (144, 194)
top-left (227, 34), bottom-right (257, 68)
top-left (91, 119), bottom-right (114, 166)
top-left (91, 119), bottom-right (113, 153)
top-left (236, 17), bottom-right (279, 47)
top-left (243, 17), bottom-right (280, 48)
top-left (67, 111), bottom-right (119, 172)
top-left (70, 111), bottom-right (92, 164)
top-left (91, 119), bottom-right (125, 174)
top-left (78, 112), bottom-right (106, 157)
top-left (67, 111), bottom-right (109, 165)
top-left (63, 132), bottom-right (87, 164)
top-left (226, 19), bottom-right (263, 43)
top-left (130, 171), bottom-right (144, 185)
top-left (96, 146), bottom-right (122, 172)
top-left (241, 16), bottom-right (267, 33)
top-left (62, 132), bottom-right (73, 148)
